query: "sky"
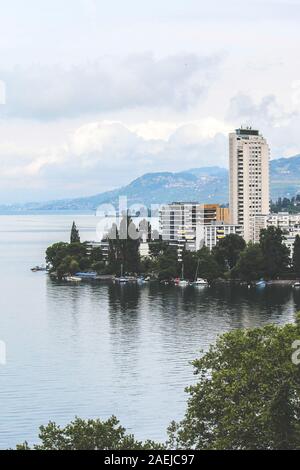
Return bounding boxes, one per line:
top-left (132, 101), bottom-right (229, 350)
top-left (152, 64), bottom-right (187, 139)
top-left (0, 0), bottom-right (300, 203)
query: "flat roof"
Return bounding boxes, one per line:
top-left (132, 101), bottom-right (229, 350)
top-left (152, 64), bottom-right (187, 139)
top-left (236, 128), bottom-right (259, 136)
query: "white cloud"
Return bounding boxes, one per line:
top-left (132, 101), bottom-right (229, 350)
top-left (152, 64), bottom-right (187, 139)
top-left (0, 53), bottom-right (221, 120)
top-left (227, 93), bottom-right (297, 127)
top-left (0, 119), bottom-right (229, 202)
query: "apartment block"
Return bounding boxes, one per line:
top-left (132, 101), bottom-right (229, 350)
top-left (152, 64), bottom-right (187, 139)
top-left (159, 202), bottom-right (230, 260)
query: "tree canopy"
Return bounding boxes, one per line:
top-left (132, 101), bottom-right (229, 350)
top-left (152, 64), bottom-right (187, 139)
top-left (168, 315), bottom-right (300, 450)
top-left (293, 235), bottom-right (300, 278)
top-left (17, 416), bottom-right (163, 451)
top-left (212, 234), bottom-right (246, 272)
top-left (70, 221), bottom-right (80, 244)
top-left (260, 226), bottom-right (290, 279)
top-left (232, 243), bottom-right (265, 282)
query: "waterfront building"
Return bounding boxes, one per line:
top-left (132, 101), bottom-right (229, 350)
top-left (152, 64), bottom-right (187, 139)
top-left (253, 212), bottom-right (300, 257)
top-left (229, 127), bottom-right (270, 242)
top-left (159, 202), bottom-right (229, 260)
top-left (196, 222), bottom-right (243, 251)
top-left (86, 240), bottom-right (110, 260)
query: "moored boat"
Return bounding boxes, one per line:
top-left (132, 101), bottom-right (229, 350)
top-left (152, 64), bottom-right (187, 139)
top-left (193, 278), bottom-right (209, 287)
top-left (256, 279), bottom-right (267, 288)
top-left (65, 276), bottom-right (82, 282)
top-left (31, 265), bottom-right (47, 272)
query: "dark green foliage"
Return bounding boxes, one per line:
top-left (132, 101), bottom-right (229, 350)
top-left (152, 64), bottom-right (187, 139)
top-left (212, 234), bottom-right (246, 271)
top-left (232, 243), bottom-right (265, 282)
top-left (70, 221), bottom-right (80, 244)
top-left (168, 315), bottom-right (300, 450)
top-left (271, 195), bottom-right (300, 214)
top-left (260, 226), bottom-right (290, 279)
top-left (17, 416), bottom-right (164, 450)
top-left (157, 246), bottom-right (181, 280)
top-left (46, 242), bottom-right (94, 278)
top-left (293, 235), bottom-right (300, 277)
top-left (149, 238), bottom-right (169, 258)
top-left (182, 247), bottom-right (221, 282)
top-left (106, 216), bottom-right (141, 275)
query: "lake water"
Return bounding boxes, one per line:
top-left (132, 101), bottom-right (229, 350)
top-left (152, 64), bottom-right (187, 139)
top-left (0, 214), bottom-right (299, 449)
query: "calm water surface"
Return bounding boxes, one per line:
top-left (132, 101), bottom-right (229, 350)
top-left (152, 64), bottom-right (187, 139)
top-left (0, 214), bottom-right (299, 449)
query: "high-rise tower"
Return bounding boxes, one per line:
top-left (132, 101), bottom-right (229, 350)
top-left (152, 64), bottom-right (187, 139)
top-left (229, 127), bottom-right (270, 242)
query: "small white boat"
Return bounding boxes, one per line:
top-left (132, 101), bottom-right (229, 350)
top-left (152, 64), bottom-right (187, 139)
top-left (192, 260), bottom-right (209, 286)
top-left (178, 264), bottom-right (189, 286)
top-left (66, 276), bottom-right (82, 282)
top-left (293, 281), bottom-right (300, 288)
top-left (194, 278), bottom-right (209, 287)
top-left (115, 264), bottom-right (129, 284)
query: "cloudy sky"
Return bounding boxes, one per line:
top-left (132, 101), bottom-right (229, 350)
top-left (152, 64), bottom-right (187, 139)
top-left (0, 0), bottom-right (300, 203)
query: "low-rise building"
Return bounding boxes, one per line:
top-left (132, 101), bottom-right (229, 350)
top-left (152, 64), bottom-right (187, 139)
top-left (196, 222), bottom-right (243, 251)
top-left (252, 212), bottom-right (300, 257)
top-left (85, 240), bottom-right (110, 260)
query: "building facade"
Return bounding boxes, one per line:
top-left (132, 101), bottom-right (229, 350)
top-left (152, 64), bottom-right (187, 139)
top-left (196, 222), bottom-right (243, 251)
top-left (253, 212), bottom-right (300, 257)
top-left (159, 202), bottom-right (230, 260)
top-left (229, 127), bottom-right (270, 242)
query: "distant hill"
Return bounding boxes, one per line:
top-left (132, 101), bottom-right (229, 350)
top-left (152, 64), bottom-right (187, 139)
top-left (1, 155), bottom-right (300, 212)
top-left (269, 154), bottom-right (300, 200)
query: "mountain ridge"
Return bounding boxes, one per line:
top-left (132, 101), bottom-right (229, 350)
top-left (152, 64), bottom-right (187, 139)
top-left (1, 154), bottom-right (300, 212)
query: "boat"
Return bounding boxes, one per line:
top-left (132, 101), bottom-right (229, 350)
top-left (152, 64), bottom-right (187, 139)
top-left (31, 265), bottom-right (47, 272)
top-left (65, 276), bottom-right (82, 282)
top-left (194, 278), bottom-right (209, 287)
top-left (114, 264), bottom-right (129, 284)
top-left (75, 272), bottom-right (97, 280)
top-left (256, 279), bottom-right (267, 288)
top-left (178, 279), bottom-right (189, 287)
top-left (192, 260), bottom-right (208, 286)
top-left (293, 281), bottom-right (300, 288)
top-left (178, 264), bottom-right (189, 286)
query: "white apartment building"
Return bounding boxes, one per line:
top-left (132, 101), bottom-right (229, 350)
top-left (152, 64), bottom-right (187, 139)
top-left (253, 212), bottom-right (300, 257)
top-left (229, 127), bottom-right (270, 243)
top-left (160, 203), bottom-right (230, 260)
top-left (160, 202), bottom-right (202, 260)
top-left (196, 222), bottom-right (243, 251)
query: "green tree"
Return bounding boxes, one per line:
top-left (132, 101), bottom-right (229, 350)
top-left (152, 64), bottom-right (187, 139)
top-left (196, 246), bottom-right (222, 282)
top-left (293, 235), bottom-right (300, 278)
top-left (157, 246), bottom-right (181, 280)
top-left (232, 243), bottom-right (265, 281)
top-left (259, 226), bottom-right (290, 279)
top-left (46, 242), bottom-right (69, 271)
top-left (105, 216), bottom-right (141, 274)
top-left (168, 316), bottom-right (300, 450)
top-left (17, 416), bottom-right (163, 450)
top-left (70, 221), bottom-right (80, 244)
top-left (149, 238), bottom-right (169, 258)
top-left (182, 250), bottom-right (198, 280)
top-left (46, 242), bottom-right (88, 276)
top-left (56, 256), bottom-right (79, 278)
top-left (212, 234), bottom-right (246, 272)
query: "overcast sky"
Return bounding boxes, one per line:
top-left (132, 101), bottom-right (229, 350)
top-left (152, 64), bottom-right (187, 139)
top-left (0, 0), bottom-right (300, 203)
